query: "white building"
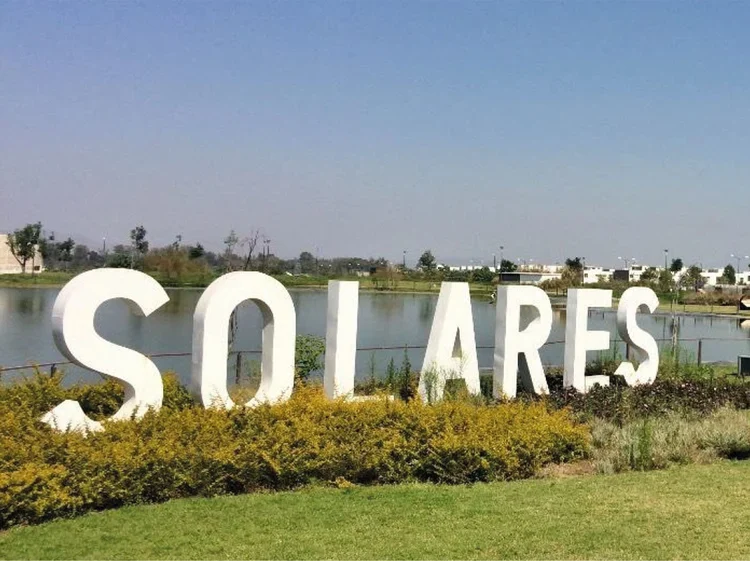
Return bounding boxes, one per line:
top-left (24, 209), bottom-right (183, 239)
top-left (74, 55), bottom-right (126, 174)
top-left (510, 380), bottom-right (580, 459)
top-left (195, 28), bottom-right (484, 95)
top-left (445, 260), bottom-right (750, 289)
top-left (670, 266), bottom-right (750, 288)
top-left (583, 266), bottom-right (614, 284)
top-left (627, 265), bottom-right (647, 283)
top-left (700, 267), bottom-right (724, 287)
top-left (0, 234), bottom-right (44, 274)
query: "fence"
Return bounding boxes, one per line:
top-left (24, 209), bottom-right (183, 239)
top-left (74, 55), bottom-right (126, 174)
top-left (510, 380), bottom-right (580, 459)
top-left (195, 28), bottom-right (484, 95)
top-left (2, 335), bottom-right (748, 379)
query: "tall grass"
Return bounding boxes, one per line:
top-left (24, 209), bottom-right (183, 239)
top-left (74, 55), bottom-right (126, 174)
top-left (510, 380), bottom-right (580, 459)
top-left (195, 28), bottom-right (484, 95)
top-left (590, 407), bottom-right (750, 474)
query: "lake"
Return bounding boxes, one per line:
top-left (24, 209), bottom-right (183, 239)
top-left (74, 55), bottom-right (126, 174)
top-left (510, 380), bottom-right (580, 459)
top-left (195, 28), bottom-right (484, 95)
top-left (1, 286), bottom-right (749, 384)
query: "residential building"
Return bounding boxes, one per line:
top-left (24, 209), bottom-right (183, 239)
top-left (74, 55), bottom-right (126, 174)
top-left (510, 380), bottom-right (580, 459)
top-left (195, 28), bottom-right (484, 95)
top-left (583, 266), bottom-right (614, 284)
top-left (0, 234), bottom-right (44, 274)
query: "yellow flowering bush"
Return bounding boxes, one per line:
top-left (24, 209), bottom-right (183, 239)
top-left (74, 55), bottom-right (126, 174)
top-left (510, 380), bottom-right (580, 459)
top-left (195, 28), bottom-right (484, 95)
top-left (0, 374), bottom-right (588, 528)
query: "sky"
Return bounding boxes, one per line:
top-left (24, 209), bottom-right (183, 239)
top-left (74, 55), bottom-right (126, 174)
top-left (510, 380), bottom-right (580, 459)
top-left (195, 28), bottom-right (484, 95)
top-left (1, 1), bottom-right (749, 268)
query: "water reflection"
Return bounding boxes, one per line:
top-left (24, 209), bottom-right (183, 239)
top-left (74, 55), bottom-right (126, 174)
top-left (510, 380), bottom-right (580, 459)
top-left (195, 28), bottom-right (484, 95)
top-left (419, 297), bottom-right (435, 323)
top-left (368, 293), bottom-right (408, 319)
top-left (160, 289), bottom-right (202, 314)
top-left (14, 291), bottom-right (46, 318)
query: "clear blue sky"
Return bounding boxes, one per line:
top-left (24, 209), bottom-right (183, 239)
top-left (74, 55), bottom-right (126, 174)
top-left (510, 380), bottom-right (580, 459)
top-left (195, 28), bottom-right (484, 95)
top-left (1, 1), bottom-right (748, 268)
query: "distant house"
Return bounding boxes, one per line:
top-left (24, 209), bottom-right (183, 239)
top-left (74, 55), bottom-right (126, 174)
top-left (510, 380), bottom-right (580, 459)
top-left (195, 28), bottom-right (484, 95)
top-left (0, 234), bottom-right (44, 274)
top-left (583, 266), bottom-right (614, 284)
top-left (499, 271), bottom-right (562, 285)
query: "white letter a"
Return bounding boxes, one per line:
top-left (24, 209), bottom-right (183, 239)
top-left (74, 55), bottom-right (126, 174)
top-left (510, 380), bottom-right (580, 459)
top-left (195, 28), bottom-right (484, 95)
top-left (419, 282), bottom-right (480, 402)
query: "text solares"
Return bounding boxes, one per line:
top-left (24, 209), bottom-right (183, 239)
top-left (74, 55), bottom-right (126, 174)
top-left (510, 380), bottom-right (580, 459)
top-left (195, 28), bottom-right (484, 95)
top-left (44, 269), bottom-right (659, 432)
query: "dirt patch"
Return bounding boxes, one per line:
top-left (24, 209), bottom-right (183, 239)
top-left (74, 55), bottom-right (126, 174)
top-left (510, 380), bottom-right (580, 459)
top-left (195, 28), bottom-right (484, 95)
top-left (539, 460), bottom-right (597, 479)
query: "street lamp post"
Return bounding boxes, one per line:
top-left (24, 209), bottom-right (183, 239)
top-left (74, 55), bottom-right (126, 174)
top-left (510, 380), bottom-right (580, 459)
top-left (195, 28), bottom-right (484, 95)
top-left (261, 237), bottom-right (270, 272)
top-left (664, 249), bottom-right (669, 271)
top-left (618, 256), bottom-right (636, 269)
top-left (499, 245), bottom-right (504, 271)
top-left (403, 250), bottom-right (407, 270)
top-left (731, 254), bottom-right (749, 272)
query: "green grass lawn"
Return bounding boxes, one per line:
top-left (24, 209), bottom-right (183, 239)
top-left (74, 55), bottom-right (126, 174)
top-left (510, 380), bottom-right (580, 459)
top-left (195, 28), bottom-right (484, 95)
top-left (658, 301), bottom-right (748, 316)
top-left (3, 461), bottom-right (750, 560)
top-left (0, 272), bottom-right (498, 296)
top-left (0, 271), bottom-right (77, 288)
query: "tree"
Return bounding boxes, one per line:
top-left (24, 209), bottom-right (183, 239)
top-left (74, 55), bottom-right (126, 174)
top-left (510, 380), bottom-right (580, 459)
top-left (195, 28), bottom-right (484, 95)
top-left (562, 257), bottom-right (584, 287)
top-left (295, 334), bottom-right (326, 382)
top-left (499, 259), bottom-right (517, 272)
top-left (640, 267), bottom-right (659, 284)
top-left (471, 266), bottom-right (495, 284)
top-left (299, 251), bottom-right (316, 274)
top-left (143, 247), bottom-right (192, 280)
top-left (565, 257), bottom-right (584, 271)
top-left (188, 243), bottom-right (205, 260)
top-left (39, 232), bottom-right (57, 268)
top-left (107, 251), bottom-right (132, 268)
top-left (540, 277), bottom-right (566, 295)
top-left (240, 229), bottom-right (261, 271)
top-left (670, 258), bottom-right (683, 273)
top-left (6, 222), bottom-right (42, 273)
top-left (223, 229), bottom-right (239, 271)
top-left (71, 244), bottom-right (91, 268)
top-left (681, 265), bottom-right (704, 291)
top-left (723, 264), bottom-right (737, 285)
top-left (658, 269), bottom-right (675, 293)
top-left (130, 225), bottom-right (149, 254)
top-left (417, 250), bottom-right (437, 273)
top-left (58, 238), bottom-right (75, 268)
top-left (561, 267), bottom-right (581, 287)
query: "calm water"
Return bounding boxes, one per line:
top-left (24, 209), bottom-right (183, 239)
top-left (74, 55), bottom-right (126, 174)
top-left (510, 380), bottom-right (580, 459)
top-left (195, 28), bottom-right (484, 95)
top-left (1, 287), bottom-right (749, 384)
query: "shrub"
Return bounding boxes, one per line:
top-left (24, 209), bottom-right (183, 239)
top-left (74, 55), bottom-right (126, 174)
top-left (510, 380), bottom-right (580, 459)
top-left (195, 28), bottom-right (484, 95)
top-left (539, 375), bottom-right (750, 424)
top-left (590, 408), bottom-right (750, 474)
top-left (0, 374), bottom-right (588, 529)
top-left (294, 334), bottom-right (326, 381)
top-left (356, 349), bottom-right (419, 401)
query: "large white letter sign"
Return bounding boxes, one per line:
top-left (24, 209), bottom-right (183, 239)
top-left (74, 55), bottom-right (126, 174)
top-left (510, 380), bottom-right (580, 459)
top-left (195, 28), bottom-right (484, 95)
top-left (42, 269), bottom-right (170, 432)
top-left (493, 286), bottom-right (553, 399)
top-left (191, 272), bottom-right (296, 409)
top-left (324, 281), bottom-right (359, 399)
top-left (615, 287), bottom-right (660, 386)
top-left (419, 282), bottom-right (480, 402)
top-left (563, 289), bottom-right (613, 393)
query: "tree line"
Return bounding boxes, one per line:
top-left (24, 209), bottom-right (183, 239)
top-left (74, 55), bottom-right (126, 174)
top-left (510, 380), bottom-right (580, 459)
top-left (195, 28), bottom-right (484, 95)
top-left (4, 223), bottom-right (390, 279)
top-left (5, 223), bottom-right (744, 291)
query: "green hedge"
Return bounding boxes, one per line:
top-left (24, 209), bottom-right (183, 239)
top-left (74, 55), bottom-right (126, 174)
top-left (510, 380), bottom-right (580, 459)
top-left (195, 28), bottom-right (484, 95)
top-left (0, 374), bottom-right (588, 529)
top-left (542, 377), bottom-right (750, 424)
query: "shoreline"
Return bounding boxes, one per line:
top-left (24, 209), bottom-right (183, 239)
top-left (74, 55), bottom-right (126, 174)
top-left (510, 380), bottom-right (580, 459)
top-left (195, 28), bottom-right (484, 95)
top-left (1, 274), bottom-right (748, 321)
